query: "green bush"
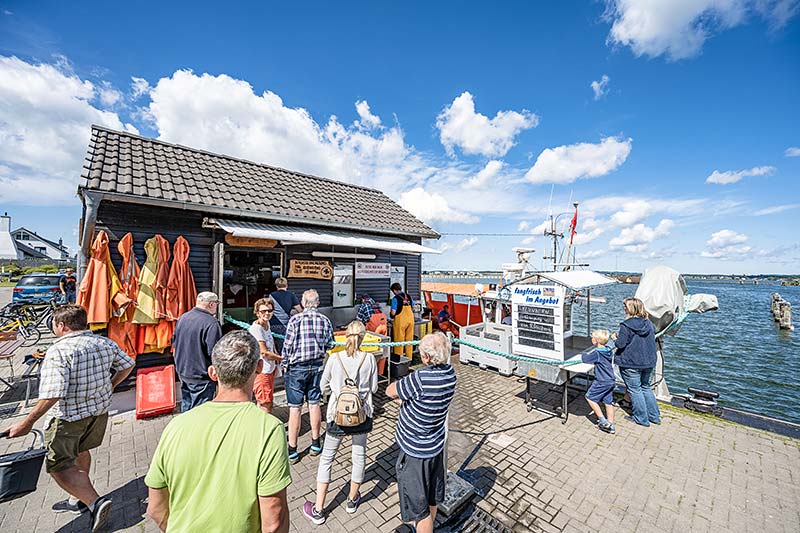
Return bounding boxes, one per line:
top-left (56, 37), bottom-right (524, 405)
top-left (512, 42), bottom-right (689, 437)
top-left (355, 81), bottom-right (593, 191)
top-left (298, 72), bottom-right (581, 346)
top-left (21, 264), bottom-right (59, 275)
top-left (0, 263), bottom-right (23, 277)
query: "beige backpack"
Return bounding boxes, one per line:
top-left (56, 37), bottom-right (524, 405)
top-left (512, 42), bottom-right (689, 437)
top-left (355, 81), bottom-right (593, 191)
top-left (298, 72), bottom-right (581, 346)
top-left (334, 352), bottom-right (367, 427)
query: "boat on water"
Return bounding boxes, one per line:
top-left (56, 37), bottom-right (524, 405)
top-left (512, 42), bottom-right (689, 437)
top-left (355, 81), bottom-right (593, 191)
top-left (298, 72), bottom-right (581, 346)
top-left (422, 202), bottom-right (719, 414)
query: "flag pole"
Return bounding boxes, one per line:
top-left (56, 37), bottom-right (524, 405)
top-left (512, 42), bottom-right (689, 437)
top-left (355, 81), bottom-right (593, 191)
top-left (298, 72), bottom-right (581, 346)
top-left (564, 202), bottom-right (579, 271)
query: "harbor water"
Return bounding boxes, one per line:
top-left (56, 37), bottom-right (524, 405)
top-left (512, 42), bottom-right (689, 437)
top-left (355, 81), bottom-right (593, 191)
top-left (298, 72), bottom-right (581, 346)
top-left (424, 277), bottom-right (800, 424)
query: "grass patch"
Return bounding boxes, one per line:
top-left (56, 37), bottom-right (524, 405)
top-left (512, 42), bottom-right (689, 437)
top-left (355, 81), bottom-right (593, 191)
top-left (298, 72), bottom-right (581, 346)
top-left (0, 281), bottom-right (15, 287)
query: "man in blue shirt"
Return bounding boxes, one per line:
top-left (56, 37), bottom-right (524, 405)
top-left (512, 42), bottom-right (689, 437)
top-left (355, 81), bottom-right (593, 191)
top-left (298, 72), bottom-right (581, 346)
top-left (172, 292), bottom-right (223, 412)
top-left (386, 332), bottom-right (456, 533)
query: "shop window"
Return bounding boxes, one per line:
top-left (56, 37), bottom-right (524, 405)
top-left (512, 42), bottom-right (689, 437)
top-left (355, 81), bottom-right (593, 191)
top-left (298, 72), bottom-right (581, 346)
top-left (222, 250), bottom-right (283, 323)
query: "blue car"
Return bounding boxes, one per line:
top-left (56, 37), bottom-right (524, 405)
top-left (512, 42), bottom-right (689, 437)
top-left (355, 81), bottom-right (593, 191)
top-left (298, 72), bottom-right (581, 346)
top-left (12, 273), bottom-right (65, 302)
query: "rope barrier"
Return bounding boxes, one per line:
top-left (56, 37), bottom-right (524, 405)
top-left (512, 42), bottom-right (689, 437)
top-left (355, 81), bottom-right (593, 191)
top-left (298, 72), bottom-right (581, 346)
top-left (222, 314), bottom-right (581, 366)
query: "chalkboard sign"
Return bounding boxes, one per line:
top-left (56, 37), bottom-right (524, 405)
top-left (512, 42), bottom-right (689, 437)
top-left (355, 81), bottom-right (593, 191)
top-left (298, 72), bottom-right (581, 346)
top-left (511, 284), bottom-right (567, 361)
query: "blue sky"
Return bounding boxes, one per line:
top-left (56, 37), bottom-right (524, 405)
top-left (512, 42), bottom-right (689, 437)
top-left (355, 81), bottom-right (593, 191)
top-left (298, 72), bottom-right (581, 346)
top-left (1, 1), bottom-right (798, 274)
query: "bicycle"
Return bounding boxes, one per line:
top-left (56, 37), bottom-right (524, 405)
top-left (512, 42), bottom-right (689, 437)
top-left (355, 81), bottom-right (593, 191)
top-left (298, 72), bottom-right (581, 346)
top-left (0, 316), bottom-right (41, 348)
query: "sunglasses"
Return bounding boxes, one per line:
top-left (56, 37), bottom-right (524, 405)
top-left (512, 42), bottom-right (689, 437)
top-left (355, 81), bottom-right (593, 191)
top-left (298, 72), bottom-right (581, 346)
top-left (257, 308), bottom-right (274, 314)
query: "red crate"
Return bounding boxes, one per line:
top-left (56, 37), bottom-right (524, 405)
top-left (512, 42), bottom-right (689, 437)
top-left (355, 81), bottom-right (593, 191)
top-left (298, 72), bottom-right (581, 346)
top-left (136, 365), bottom-right (177, 419)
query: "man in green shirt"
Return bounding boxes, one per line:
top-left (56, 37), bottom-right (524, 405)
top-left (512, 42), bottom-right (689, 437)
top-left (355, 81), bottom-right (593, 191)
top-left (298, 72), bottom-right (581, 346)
top-left (145, 330), bottom-right (292, 532)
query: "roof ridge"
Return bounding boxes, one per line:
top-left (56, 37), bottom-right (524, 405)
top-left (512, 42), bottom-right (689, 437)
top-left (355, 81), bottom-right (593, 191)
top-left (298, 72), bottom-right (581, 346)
top-left (90, 124), bottom-right (393, 197)
top-left (11, 226), bottom-right (67, 251)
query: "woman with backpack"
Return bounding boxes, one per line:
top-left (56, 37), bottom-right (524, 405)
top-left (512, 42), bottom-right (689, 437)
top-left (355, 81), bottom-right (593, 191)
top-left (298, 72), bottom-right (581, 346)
top-left (302, 320), bottom-right (378, 526)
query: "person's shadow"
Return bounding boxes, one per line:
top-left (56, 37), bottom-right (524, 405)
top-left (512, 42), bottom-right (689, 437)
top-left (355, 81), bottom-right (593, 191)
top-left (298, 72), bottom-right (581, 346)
top-left (55, 476), bottom-right (147, 532)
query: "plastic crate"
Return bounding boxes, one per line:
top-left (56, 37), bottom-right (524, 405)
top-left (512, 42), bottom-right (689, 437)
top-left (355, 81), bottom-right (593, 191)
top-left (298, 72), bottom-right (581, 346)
top-left (136, 364), bottom-right (177, 419)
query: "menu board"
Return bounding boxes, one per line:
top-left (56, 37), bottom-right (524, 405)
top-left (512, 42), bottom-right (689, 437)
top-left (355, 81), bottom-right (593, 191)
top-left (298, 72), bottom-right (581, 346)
top-left (511, 284), bottom-right (567, 360)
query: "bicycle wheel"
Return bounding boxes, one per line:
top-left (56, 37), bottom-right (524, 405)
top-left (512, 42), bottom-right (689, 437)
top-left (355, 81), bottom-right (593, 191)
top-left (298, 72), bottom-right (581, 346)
top-left (45, 314), bottom-right (54, 333)
top-left (18, 325), bottom-right (41, 347)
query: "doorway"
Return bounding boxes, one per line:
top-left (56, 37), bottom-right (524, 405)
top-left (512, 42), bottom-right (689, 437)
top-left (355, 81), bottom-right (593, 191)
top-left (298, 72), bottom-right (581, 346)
top-left (222, 249), bottom-right (283, 324)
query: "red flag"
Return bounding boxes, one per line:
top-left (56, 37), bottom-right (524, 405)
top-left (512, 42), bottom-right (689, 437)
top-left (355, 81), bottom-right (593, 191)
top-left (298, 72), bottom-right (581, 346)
top-left (568, 206), bottom-right (578, 246)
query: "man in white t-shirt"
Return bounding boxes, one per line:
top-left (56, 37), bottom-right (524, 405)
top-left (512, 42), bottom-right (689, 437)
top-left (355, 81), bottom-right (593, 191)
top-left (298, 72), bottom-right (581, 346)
top-left (249, 298), bottom-right (282, 413)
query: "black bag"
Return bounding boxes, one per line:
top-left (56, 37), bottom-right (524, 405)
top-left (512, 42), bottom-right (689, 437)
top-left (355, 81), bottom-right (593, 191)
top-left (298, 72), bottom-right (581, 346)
top-left (0, 429), bottom-right (46, 503)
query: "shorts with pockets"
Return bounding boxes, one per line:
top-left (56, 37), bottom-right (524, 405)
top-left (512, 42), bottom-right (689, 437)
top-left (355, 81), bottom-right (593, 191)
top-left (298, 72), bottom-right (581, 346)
top-left (284, 360), bottom-right (323, 408)
top-left (396, 450), bottom-right (446, 523)
top-left (44, 413), bottom-right (108, 473)
top-left (254, 372), bottom-right (275, 405)
top-left (586, 380), bottom-right (615, 405)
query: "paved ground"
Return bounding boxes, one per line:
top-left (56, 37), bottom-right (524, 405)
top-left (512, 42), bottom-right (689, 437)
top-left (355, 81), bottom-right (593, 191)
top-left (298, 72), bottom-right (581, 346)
top-left (1, 298), bottom-right (799, 532)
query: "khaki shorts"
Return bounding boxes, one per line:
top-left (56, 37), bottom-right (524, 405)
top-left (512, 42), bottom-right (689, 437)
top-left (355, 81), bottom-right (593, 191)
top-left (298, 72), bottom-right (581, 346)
top-left (44, 413), bottom-right (108, 473)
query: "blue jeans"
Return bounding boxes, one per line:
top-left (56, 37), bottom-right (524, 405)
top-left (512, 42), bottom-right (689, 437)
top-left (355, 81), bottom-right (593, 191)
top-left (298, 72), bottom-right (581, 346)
top-left (181, 380), bottom-right (216, 412)
top-left (284, 360), bottom-right (323, 408)
top-left (619, 367), bottom-right (661, 426)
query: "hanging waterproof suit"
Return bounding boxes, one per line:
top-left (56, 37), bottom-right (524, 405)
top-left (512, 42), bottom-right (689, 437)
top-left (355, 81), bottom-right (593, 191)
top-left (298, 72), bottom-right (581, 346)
top-left (77, 230), bottom-right (130, 329)
top-left (133, 235), bottom-right (172, 353)
top-left (166, 236), bottom-right (197, 321)
top-left (132, 237), bottom-right (160, 325)
top-left (153, 235), bottom-right (173, 349)
top-left (392, 291), bottom-right (414, 360)
top-left (108, 233), bottom-right (140, 358)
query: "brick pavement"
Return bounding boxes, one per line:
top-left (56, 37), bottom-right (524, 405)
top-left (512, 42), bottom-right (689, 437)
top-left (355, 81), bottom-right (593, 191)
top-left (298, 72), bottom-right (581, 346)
top-left (1, 342), bottom-right (799, 532)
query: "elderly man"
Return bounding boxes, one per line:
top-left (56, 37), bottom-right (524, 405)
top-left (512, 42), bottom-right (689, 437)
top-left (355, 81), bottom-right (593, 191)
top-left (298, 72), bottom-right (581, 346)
top-left (282, 289), bottom-right (334, 464)
top-left (386, 332), bottom-right (457, 533)
top-left (146, 330), bottom-right (291, 532)
top-left (172, 291), bottom-right (223, 411)
top-left (5, 304), bottom-right (135, 532)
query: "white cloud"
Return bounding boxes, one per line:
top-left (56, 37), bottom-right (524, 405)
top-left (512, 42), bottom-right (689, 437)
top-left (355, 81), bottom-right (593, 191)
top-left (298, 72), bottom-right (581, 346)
top-left (355, 100), bottom-right (381, 129)
top-left (525, 136), bottom-right (632, 184)
top-left (130, 76), bottom-right (151, 99)
top-left (398, 187), bottom-right (479, 225)
top-left (517, 221), bottom-right (530, 232)
top-left (785, 147), bottom-right (800, 157)
top-left (453, 237), bottom-right (479, 253)
top-left (464, 160), bottom-right (504, 189)
top-left (572, 227), bottom-right (607, 246)
top-left (0, 55), bottom-right (135, 205)
top-left (520, 219), bottom-right (551, 244)
top-left (701, 229), bottom-right (751, 258)
top-left (604, 0), bottom-right (799, 61)
top-left (754, 203), bottom-right (800, 216)
top-left (609, 219), bottom-right (674, 252)
top-left (706, 165), bottom-right (775, 184)
top-left (591, 74), bottom-right (610, 100)
top-left (609, 199), bottom-right (651, 227)
top-left (577, 249), bottom-right (606, 260)
top-left (98, 82), bottom-right (123, 107)
top-left (436, 91), bottom-right (539, 158)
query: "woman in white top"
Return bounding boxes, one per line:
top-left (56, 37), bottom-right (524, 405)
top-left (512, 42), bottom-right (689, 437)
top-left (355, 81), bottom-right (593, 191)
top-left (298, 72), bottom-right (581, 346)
top-left (248, 298), bottom-right (282, 413)
top-left (302, 320), bottom-right (378, 526)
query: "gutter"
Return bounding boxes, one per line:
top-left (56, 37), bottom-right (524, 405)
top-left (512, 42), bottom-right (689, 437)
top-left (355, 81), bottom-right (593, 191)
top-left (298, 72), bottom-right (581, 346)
top-left (77, 190), bottom-right (100, 281)
top-left (79, 189), bottom-right (441, 240)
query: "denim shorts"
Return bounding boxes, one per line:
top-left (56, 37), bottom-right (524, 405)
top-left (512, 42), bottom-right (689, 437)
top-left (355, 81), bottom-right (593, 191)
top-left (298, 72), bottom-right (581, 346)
top-left (284, 360), bottom-right (323, 408)
top-left (586, 380), bottom-right (615, 405)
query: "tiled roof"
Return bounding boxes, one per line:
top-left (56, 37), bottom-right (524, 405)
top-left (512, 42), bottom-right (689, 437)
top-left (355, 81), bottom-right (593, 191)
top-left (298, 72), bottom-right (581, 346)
top-left (79, 126), bottom-right (439, 239)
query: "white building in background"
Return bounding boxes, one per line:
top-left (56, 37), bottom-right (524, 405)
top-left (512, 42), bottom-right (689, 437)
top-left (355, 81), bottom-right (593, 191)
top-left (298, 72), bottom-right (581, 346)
top-left (12, 226), bottom-right (70, 261)
top-left (0, 213), bottom-right (72, 262)
top-left (0, 213), bottom-right (20, 260)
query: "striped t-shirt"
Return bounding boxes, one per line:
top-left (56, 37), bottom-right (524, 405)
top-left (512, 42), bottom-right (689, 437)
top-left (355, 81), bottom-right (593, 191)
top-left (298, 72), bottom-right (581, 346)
top-left (395, 364), bottom-right (457, 458)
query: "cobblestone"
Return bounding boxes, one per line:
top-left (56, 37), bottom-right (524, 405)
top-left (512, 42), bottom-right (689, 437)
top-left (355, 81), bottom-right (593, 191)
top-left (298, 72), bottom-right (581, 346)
top-left (1, 343), bottom-right (799, 532)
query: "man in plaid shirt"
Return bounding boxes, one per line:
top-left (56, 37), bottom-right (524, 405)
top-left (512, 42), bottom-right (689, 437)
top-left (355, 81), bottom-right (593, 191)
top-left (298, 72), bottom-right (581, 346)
top-left (5, 304), bottom-right (134, 532)
top-left (282, 289), bottom-right (333, 463)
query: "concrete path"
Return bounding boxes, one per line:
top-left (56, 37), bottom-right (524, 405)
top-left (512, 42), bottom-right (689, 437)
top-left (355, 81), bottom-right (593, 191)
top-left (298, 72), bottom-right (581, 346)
top-left (0, 335), bottom-right (798, 531)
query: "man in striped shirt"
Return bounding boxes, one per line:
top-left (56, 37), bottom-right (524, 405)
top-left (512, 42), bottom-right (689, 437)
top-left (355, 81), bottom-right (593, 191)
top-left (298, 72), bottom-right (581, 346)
top-left (386, 332), bottom-right (456, 533)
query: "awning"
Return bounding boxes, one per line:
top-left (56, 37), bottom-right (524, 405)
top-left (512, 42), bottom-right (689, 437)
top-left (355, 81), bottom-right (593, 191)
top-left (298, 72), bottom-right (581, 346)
top-left (521, 270), bottom-right (619, 291)
top-left (216, 219), bottom-right (441, 254)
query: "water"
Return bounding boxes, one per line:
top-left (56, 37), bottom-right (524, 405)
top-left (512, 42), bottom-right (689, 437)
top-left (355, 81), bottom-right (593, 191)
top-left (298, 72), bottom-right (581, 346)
top-left (424, 276), bottom-right (800, 424)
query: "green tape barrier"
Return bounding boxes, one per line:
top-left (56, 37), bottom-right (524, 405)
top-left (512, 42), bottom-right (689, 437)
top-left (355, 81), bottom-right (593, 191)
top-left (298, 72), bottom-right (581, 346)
top-left (224, 314), bottom-right (580, 366)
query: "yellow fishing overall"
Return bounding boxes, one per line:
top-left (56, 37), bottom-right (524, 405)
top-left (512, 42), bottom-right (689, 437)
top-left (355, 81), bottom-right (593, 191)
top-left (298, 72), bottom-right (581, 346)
top-left (393, 295), bottom-right (414, 359)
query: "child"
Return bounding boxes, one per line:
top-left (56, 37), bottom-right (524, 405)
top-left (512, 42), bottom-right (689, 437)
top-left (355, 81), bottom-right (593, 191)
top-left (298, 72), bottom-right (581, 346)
top-left (582, 329), bottom-right (616, 434)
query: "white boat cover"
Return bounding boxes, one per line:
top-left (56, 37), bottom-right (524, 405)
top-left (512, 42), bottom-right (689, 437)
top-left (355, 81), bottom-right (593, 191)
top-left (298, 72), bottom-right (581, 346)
top-left (635, 266), bottom-right (686, 334)
top-left (636, 265), bottom-right (719, 335)
top-left (215, 219), bottom-right (441, 254)
top-left (530, 270), bottom-right (618, 291)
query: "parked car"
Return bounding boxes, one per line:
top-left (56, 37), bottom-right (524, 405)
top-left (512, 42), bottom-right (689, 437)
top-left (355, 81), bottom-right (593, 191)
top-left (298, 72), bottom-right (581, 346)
top-left (12, 273), bottom-right (65, 302)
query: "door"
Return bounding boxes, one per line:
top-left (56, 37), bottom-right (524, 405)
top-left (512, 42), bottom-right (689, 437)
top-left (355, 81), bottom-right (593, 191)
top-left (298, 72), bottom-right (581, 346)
top-left (212, 241), bottom-right (224, 322)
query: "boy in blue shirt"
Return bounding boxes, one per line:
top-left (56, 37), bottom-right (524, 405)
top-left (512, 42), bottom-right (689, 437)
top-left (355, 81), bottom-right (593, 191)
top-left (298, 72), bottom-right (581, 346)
top-left (581, 329), bottom-right (616, 434)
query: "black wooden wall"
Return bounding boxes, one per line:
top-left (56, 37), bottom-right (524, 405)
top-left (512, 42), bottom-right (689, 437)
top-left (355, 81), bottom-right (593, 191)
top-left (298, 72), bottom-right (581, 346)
top-left (93, 201), bottom-right (216, 291)
top-left (90, 200), bottom-right (425, 307)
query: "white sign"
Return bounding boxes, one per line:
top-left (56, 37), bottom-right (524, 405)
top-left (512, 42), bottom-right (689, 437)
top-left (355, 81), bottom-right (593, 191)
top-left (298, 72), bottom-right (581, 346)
top-left (511, 284), bottom-right (567, 361)
top-left (355, 262), bottom-right (391, 279)
top-left (390, 266), bottom-right (406, 298)
top-left (333, 265), bottom-right (354, 308)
